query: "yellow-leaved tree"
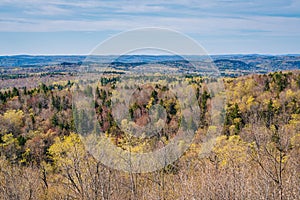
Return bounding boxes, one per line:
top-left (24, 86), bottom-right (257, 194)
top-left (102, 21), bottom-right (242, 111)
top-left (48, 132), bottom-right (113, 200)
top-left (213, 135), bottom-right (248, 167)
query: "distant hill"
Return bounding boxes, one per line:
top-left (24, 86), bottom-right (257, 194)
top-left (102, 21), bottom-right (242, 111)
top-left (1, 54), bottom-right (300, 77)
top-left (0, 55), bottom-right (86, 67)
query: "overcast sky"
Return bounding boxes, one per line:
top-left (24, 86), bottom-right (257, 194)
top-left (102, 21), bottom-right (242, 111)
top-left (0, 0), bottom-right (300, 55)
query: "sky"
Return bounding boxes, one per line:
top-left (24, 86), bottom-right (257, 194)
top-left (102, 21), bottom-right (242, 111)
top-left (0, 0), bottom-right (300, 55)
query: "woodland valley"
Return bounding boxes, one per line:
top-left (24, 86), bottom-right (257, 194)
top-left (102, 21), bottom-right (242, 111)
top-left (0, 55), bottom-right (299, 199)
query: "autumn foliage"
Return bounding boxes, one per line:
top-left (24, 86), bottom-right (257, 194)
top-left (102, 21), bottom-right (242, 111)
top-left (0, 71), bottom-right (300, 199)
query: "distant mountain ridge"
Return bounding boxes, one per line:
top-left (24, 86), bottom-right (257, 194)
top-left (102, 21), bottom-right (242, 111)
top-left (1, 55), bottom-right (300, 74)
top-left (0, 55), bottom-right (86, 67)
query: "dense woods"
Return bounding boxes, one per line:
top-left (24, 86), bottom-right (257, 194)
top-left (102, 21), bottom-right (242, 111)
top-left (0, 71), bottom-right (299, 199)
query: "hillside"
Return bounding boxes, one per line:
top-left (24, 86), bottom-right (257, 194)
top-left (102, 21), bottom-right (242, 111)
top-left (0, 69), bottom-right (299, 199)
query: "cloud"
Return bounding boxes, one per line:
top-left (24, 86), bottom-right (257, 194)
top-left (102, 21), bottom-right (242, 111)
top-left (0, 0), bottom-right (299, 43)
top-left (23, 4), bottom-right (72, 16)
top-left (1, 14), bottom-right (299, 39)
top-left (0, 0), bottom-right (299, 55)
top-left (1, 0), bottom-right (298, 18)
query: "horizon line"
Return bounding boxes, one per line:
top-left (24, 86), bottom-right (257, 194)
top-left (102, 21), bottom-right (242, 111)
top-left (1, 53), bottom-right (300, 57)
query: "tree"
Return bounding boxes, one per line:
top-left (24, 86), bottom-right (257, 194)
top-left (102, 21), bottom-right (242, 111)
top-left (1, 109), bottom-right (24, 135)
top-left (48, 133), bottom-right (114, 199)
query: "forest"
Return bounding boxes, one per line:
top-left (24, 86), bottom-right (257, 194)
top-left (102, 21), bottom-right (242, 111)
top-left (0, 70), bottom-right (299, 200)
